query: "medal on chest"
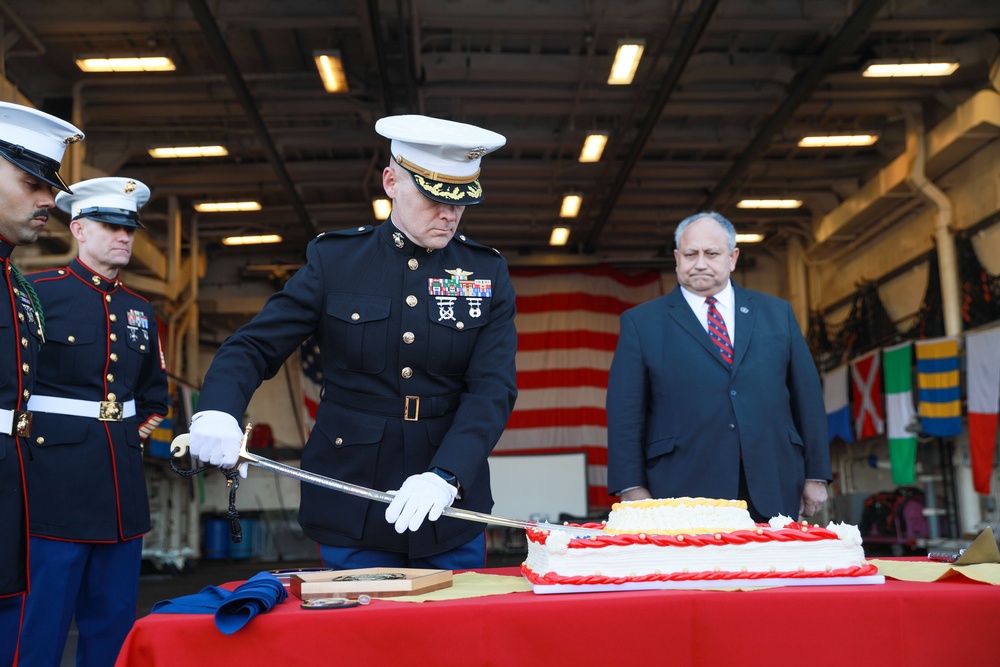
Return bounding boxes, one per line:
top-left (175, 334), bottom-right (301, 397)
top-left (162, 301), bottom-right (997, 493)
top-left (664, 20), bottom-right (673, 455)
top-left (428, 267), bottom-right (492, 322)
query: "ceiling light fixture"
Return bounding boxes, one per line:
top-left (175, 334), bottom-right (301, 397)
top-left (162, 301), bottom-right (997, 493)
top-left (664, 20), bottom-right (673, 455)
top-left (193, 201), bottom-right (262, 213)
top-left (579, 133), bottom-right (609, 162)
top-left (736, 199), bottom-right (803, 209)
top-left (372, 198), bottom-right (392, 221)
top-left (608, 40), bottom-right (645, 85)
top-left (560, 194), bottom-right (583, 218)
top-left (861, 60), bottom-right (959, 78)
top-left (221, 234), bottom-right (283, 246)
top-left (148, 145), bottom-right (229, 159)
top-left (736, 233), bottom-right (766, 244)
top-left (314, 50), bottom-right (349, 93)
top-left (550, 227), bottom-right (571, 246)
top-left (76, 56), bottom-right (176, 73)
top-left (798, 134), bottom-right (878, 148)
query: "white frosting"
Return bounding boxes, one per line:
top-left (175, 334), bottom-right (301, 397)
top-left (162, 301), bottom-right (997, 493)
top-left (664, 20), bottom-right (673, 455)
top-left (768, 515), bottom-right (794, 530)
top-left (526, 531), bottom-right (868, 578)
top-left (604, 498), bottom-right (757, 534)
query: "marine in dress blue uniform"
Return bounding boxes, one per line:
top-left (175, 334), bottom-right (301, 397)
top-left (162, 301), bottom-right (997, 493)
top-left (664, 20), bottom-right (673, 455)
top-left (19, 178), bottom-right (168, 667)
top-left (0, 101), bottom-right (83, 667)
top-left (191, 115), bottom-right (517, 569)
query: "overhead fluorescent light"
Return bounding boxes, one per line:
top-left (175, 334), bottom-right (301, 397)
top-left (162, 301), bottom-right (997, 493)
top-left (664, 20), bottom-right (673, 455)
top-left (736, 199), bottom-right (803, 209)
top-left (76, 56), bottom-right (176, 73)
top-left (798, 134), bottom-right (878, 148)
top-left (221, 234), bottom-right (283, 246)
top-left (372, 198), bottom-right (391, 221)
top-left (314, 50), bottom-right (349, 93)
top-left (861, 60), bottom-right (959, 78)
top-left (148, 145), bottom-right (229, 159)
top-left (559, 194), bottom-right (583, 218)
top-left (550, 227), bottom-right (571, 246)
top-left (193, 201), bottom-right (262, 213)
top-left (736, 233), bottom-right (765, 244)
top-left (579, 133), bottom-right (608, 163)
top-left (608, 41), bottom-right (644, 85)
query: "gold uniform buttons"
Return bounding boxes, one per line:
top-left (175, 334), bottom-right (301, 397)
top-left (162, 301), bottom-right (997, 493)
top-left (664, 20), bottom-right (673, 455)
top-left (68, 335), bottom-right (76, 343)
top-left (109, 314), bottom-right (117, 322)
top-left (18, 312), bottom-right (24, 322)
top-left (106, 374), bottom-right (115, 382)
top-left (401, 367), bottom-right (413, 379)
top-left (335, 437), bottom-right (344, 446)
top-left (110, 353), bottom-right (118, 362)
top-left (140, 345), bottom-right (146, 351)
top-left (403, 332), bottom-right (415, 344)
top-left (456, 322), bottom-right (465, 330)
top-left (351, 313), bottom-right (360, 321)
top-left (36, 437), bottom-right (44, 445)
top-left (21, 337), bottom-right (27, 348)
top-left (108, 393), bottom-right (117, 401)
top-left (21, 363), bottom-right (29, 374)
top-left (110, 333), bottom-right (117, 342)
top-left (406, 295), bottom-right (417, 307)
top-left (105, 295), bottom-right (112, 303)
top-left (23, 390), bottom-right (30, 400)
top-left (407, 259), bottom-right (419, 270)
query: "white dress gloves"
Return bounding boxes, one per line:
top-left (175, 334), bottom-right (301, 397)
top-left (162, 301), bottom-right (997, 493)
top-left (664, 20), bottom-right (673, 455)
top-left (189, 410), bottom-right (248, 478)
top-left (384, 472), bottom-right (458, 533)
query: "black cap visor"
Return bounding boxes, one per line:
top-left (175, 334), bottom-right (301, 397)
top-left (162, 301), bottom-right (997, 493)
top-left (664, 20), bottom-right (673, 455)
top-left (405, 170), bottom-right (484, 206)
top-left (0, 140), bottom-right (71, 193)
top-left (73, 206), bottom-right (145, 229)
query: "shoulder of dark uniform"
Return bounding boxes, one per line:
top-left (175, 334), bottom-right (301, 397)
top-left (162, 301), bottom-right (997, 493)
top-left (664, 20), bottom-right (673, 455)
top-left (24, 267), bottom-right (69, 283)
top-left (453, 233), bottom-right (502, 257)
top-left (314, 225), bottom-right (375, 243)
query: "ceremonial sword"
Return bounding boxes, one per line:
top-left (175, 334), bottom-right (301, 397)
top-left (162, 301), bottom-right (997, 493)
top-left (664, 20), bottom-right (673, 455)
top-left (170, 425), bottom-right (606, 537)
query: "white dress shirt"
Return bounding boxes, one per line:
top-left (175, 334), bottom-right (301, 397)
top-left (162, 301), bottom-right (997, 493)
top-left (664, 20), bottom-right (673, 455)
top-left (680, 281), bottom-right (735, 344)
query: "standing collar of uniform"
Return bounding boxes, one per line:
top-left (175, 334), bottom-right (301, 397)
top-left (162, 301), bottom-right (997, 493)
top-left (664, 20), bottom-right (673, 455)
top-left (0, 234), bottom-right (13, 261)
top-left (380, 217), bottom-right (436, 257)
top-left (70, 257), bottom-right (120, 292)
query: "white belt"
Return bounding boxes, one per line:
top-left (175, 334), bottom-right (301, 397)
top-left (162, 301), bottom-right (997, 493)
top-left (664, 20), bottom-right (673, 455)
top-left (27, 395), bottom-right (136, 422)
top-left (0, 408), bottom-right (32, 436)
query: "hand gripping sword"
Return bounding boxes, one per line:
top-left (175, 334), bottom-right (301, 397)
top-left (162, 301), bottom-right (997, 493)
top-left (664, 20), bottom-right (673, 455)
top-left (170, 424), bottom-right (605, 537)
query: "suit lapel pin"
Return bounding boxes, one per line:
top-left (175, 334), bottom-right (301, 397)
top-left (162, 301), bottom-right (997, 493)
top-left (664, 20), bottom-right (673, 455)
top-left (740, 306), bottom-right (749, 313)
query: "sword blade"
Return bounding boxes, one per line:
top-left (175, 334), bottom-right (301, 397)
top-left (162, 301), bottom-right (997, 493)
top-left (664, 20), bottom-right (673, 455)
top-left (170, 431), bottom-right (605, 537)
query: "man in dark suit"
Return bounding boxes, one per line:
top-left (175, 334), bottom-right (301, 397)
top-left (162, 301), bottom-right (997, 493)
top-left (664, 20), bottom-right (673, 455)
top-left (606, 211), bottom-right (829, 521)
top-left (187, 115), bottom-right (517, 571)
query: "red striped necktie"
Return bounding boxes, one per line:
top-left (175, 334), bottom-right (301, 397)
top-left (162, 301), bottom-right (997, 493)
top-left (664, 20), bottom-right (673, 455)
top-left (706, 296), bottom-right (734, 365)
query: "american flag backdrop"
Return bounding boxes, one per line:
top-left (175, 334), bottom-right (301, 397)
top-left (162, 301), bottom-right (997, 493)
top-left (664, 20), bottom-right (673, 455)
top-left (300, 338), bottom-right (323, 436)
top-left (497, 266), bottom-right (664, 511)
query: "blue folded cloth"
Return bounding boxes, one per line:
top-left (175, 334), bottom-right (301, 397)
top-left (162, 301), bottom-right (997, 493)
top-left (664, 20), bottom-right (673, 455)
top-left (151, 571), bottom-right (288, 635)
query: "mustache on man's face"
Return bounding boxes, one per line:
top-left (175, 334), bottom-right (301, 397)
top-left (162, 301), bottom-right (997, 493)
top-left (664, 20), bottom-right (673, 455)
top-left (31, 209), bottom-right (49, 221)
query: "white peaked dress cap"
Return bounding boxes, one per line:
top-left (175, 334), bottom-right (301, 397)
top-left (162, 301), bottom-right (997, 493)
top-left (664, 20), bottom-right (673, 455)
top-left (375, 114), bottom-right (505, 205)
top-left (0, 101), bottom-right (84, 192)
top-left (56, 177), bottom-right (151, 229)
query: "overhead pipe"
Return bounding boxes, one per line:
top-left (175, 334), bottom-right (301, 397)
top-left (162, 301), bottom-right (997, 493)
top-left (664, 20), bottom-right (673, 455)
top-left (186, 0), bottom-right (317, 243)
top-left (702, 0), bottom-right (888, 210)
top-left (902, 104), bottom-right (962, 337)
top-left (581, 0), bottom-right (719, 253)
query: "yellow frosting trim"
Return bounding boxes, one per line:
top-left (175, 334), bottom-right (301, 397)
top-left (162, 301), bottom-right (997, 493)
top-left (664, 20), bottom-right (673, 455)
top-left (611, 497), bottom-right (748, 511)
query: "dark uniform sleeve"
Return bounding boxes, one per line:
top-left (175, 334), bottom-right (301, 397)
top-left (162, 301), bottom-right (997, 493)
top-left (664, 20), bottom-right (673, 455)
top-left (428, 251), bottom-right (518, 490)
top-left (785, 302), bottom-right (831, 481)
top-left (197, 237), bottom-right (326, 418)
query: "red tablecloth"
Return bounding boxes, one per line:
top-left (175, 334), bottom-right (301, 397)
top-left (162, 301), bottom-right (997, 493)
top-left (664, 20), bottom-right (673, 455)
top-left (116, 566), bottom-right (999, 667)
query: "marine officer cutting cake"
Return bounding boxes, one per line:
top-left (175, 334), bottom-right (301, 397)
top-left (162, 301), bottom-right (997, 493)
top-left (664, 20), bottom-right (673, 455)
top-left (0, 100), bottom-right (83, 667)
top-left (19, 176), bottom-right (168, 666)
top-left (188, 115), bottom-right (518, 571)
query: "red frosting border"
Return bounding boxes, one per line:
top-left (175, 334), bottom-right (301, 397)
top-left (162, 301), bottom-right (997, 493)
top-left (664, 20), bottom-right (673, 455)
top-left (522, 521), bottom-right (879, 585)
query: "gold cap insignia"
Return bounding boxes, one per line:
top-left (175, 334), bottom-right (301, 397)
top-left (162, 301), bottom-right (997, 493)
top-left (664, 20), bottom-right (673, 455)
top-left (63, 133), bottom-right (84, 145)
top-left (124, 180), bottom-right (136, 194)
top-left (466, 147), bottom-right (487, 160)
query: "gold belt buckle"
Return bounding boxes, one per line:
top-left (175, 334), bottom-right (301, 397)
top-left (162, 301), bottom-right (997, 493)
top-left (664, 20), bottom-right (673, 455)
top-left (13, 410), bottom-right (32, 437)
top-left (403, 396), bottom-right (420, 421)
top-left (98, 401), bottom-right (123, 422)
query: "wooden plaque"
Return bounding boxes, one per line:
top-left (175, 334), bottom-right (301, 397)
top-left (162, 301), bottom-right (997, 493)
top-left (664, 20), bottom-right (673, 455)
top-left (290, 567), bottom-right (453, 600)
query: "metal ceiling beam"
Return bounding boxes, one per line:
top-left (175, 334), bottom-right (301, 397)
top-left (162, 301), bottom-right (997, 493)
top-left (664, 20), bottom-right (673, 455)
top-left (185, 0), bottom-right (318, 242)
top-left (701, 0), bottom-right (889, 210)
top-left (581, 0), bottom-right (720, 254)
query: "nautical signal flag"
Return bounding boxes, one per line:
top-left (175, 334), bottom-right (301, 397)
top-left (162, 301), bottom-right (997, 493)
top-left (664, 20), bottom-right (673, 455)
top-left (883, 342), bottom-right (917, 485)
top-left (915, 337), bottom-right (962, 437)
top-left (965, 328), bottom-right (1000, 494)
top-left (850, 350), bottom-right (884, 439)
top-left (823, 365), bottom-right (854, 444)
